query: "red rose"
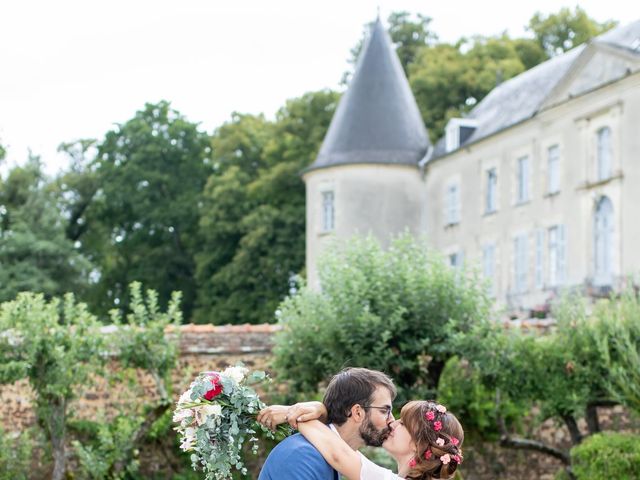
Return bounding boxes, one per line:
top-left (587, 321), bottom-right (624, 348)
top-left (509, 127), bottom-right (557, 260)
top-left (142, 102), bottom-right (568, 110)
top-left (204, 373), bottom-right (223, 400)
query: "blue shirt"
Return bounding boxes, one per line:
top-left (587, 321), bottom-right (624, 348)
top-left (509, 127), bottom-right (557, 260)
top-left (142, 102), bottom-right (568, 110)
top-left (258, 432), bottom-right (339, 480)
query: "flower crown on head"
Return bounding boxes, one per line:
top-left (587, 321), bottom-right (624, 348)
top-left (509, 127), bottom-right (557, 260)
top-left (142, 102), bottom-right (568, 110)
top-left (418, 403), bottom-right (463, 467)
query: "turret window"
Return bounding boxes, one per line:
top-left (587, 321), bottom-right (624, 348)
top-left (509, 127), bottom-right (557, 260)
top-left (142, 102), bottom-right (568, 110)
top-left (322, 191), bottom-right (335, 232)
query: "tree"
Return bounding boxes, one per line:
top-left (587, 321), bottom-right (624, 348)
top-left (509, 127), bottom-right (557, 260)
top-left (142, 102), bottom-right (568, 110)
top-left (83, 101), bottom-right (211, 319)
top-left (409, 35), bottom-right (531, 142)
top-left (272, 234), bottom-right (492, 404)
top-left (452, 291), bottom-right (637, 479)
top-left (528, 7), bottom-right (617, 56)
top-left (0, 156), bottom-right (92, 302)
top-left (73, 282), bottom-right (183, 479)
top-left (0, 292), bottom-right (105, 480)
top-left (195, 91), bottom-right (338, 325)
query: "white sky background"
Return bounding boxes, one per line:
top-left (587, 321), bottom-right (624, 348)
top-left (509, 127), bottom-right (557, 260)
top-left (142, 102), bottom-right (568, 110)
top-left (0, 0), bottom-right (638, 174)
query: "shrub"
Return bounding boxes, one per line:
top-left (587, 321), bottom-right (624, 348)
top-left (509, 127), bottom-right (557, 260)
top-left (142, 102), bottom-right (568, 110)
top-left (0, 427), bottom-right (33, 480)
top-left (571, 432), bottom-right (640, 479)
top-left (273, 234), bottom-right (492, 404)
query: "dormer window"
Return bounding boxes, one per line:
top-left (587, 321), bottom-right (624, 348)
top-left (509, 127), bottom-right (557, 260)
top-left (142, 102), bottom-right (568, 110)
top-left (445, 118), bottom-right (478, 152)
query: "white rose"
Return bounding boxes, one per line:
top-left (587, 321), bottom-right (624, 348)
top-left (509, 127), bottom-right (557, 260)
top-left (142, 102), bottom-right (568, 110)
top-left (178, 389), bottom-right (193, 405)
top-left (180, 427), bottom-right (197, 451)
top-left (194, 403), bottom-right (222, 425)
top-left (222, 366), bottom-right (248, 384)
top-left (173, 408), bottom-right (193, 423)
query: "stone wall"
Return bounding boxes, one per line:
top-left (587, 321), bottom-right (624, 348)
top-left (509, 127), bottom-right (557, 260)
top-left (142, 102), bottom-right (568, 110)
top-left (1, 322), bottom-right (636, 480)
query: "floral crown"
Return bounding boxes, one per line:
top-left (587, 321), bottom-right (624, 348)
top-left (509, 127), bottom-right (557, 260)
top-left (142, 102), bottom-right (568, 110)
top-left (408, 403), bottom-right (462, 468)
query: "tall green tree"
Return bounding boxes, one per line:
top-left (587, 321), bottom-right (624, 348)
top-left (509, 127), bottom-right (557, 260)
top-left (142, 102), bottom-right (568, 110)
top-left (83, 101), bottom-right (211, 319)
top-left (0, 156), bottom-right (91, 302)
top-left (195, 90), bottom-right (338, 324)
top-left (528, 7), bottom-right (617, 56)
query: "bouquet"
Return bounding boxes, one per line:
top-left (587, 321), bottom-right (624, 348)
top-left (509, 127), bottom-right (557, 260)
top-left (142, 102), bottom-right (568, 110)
top-left (173, 365), bottom-right (288, 480)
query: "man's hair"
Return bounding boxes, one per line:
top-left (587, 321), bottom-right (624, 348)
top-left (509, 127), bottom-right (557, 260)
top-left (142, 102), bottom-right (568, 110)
top-left (322, 367), bottom-right (396, 426)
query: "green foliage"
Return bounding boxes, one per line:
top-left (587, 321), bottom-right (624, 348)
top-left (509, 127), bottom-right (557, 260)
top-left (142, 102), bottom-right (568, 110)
top-left (273, 234), bottom-right (492, 404)
top-left (409, 35), bottom-right (531, 142)
top-left (109, 282), bottom-right (182, 402)
top-left (0, 427), bottom-right (34, 480)
top-left (456, 298), bottom-right (612, 428)
top-left (438, 356), bottom-right (527, 441)
top-left (582, 288), bottom-right (640, 414)
top-left (0, 156), bottom-right (92, 302)
top-left (528, 6), bottom-right (617, 56)
top-left (72, 415), bottom-right (144, 480)
top-left (195, 91), bottom-right (338, 325)
top-left (84, 101), bottom-right (211, 319)
top-left (0, 292), bottom-right (104, 480)
top-left (570, 432), bottom-right (640, 480)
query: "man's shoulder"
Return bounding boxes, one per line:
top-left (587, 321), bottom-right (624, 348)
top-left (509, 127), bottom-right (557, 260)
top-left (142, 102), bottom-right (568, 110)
top-left (259, 433), bottom-right (334, 480)
top-left (269, 432), bottom-right (325, 459)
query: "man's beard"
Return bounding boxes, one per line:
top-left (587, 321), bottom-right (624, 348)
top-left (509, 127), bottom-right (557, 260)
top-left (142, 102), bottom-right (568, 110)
top-left (359, 416), bottom-right (391, 447)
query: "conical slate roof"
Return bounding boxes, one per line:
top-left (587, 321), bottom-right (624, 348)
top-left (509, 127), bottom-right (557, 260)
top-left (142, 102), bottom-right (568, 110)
top-left (308, 19), bottom-right (430, 171)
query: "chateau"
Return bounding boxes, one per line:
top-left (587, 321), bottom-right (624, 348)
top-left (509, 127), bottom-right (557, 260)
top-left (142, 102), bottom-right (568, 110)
top-left (303, 18), bottom-right (640, 313)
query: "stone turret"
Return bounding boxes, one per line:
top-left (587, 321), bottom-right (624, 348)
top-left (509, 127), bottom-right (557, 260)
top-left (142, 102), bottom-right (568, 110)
top-left (304, 18), bottom-right (430, 288)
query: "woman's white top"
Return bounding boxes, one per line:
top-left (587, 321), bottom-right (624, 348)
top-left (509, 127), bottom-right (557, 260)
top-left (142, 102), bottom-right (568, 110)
top-left (359, 454), bottom-right (402, 480)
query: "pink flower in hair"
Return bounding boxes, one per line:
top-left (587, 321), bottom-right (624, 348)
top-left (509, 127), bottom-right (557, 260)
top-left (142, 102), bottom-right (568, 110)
top-left (426, 411), bottom-right (435, 421)
top-left (453, 454), bottom-right (462, 464)
top-left (451, 436), bottom-right (460, 446)
top-left (433, 420), bottom-right (442, 431)
top-left (436, 404), bottom-right (447, 413)
top-left (441, 454), bottom-right (451, 465)
top-left (408, 458), bottom-right (417, 468)
top-left (436, 437), bottom-right (445, 446)
top-left (424, 449), bottom-right (432, 460)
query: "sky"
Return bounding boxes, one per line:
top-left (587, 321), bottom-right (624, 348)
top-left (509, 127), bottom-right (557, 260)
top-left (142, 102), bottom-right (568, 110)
top-left (0, 0), bottom-right (638, 174)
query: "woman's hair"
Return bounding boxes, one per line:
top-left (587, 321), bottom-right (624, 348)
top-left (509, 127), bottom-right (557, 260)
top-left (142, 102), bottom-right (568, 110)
top-left (400, 401), bottom-right (464, 480)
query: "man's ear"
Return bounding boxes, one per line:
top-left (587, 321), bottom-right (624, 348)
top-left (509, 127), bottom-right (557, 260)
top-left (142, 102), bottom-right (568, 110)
top-left (349, 404), bottom-right (365, 424)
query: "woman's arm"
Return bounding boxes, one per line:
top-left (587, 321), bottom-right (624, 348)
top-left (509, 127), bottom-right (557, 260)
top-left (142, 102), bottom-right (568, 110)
top-left (258, 401), bottom-right (327, 430)
top-left (297, 420), bottom-right (362, 480)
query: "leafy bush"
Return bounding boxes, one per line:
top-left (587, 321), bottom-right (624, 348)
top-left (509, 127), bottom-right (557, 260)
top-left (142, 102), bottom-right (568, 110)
top-left (72, 416), bottom-right (144, 480)
top-left (570, 432), bottom-right (640, 479)
top-left (273, 234), bottom-right (492, 404)
top-left (438, 356), bottom-right (527, 441)
top-left (0, 427), bottom-right (34, 480)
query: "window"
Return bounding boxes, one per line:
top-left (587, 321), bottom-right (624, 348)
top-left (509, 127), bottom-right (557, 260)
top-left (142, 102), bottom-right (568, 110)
top-left (482, 243), bottom-right (496, 296)
top-left (594, 197), bottom-right (613, 286)
top-left (486, 168), bottom-right (497, 213)
top-left (597, 127), bottom-right (612, 181)
top-left (514, 234), bottom-right (528, 293)
top-left (535, 229), bottom-right (544, 289)
top-left (516, 156), bottom-right (529, 204)
top-left (547, 145), bottom-right (560, 194)
top-left (548, 225), bottom-right (566, 287)
top-left (321, 191), bottom-right (335, 232)
top-left (449, 251), bottom-right (464, 269)
top-left (445, 183), bottom-right (460, 225)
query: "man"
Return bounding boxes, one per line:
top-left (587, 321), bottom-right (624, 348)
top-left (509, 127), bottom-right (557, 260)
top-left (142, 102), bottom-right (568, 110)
top-left (258, 367), bottom-right (396, 480)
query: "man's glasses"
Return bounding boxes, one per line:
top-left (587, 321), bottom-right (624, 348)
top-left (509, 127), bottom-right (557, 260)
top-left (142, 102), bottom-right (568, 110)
top-left (362, 405), bottom-right (392, 419)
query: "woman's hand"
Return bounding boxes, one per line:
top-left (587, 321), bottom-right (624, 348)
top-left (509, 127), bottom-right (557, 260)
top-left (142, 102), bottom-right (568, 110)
top-left (257, 401), bottom-right (327, 430)
top-left (283, 401), bottom-right (327, 429)
top-left (257, 405), bottom-right (288, 431)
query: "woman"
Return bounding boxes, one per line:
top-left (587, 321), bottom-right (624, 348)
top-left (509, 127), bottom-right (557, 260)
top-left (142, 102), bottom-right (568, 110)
top-left (258, 400), bottom-right (463, 480)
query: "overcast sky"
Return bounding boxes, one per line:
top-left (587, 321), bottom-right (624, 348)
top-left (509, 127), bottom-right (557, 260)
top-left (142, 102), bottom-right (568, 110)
top-left (0, 0), bottom-right (637, 174)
